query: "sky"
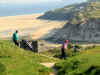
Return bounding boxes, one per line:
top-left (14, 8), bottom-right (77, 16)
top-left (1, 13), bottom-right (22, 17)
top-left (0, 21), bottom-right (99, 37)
top-left (0, 0), bottom-right (87, 16)
top-left (0, 0), bottom-right (87, 4)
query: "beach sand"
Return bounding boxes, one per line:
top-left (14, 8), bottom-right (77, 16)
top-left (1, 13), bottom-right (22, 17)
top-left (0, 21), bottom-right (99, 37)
top-left (0, 13), bottom-right (66, 40)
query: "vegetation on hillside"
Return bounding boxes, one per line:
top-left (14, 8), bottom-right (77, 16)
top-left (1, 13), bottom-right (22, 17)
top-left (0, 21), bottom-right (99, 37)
top-left (55, 46), bottom-right (100, 75)
top-left (0, 38), bottom-right (100, 75)
top-left (0, 63), bottom-right (6, 75)
top-left (41, 43), bottom-right (82, 59)
top-left (0, 40), bottom-right (58, 75)
top-left (70, 1), bottom-right (100, 24)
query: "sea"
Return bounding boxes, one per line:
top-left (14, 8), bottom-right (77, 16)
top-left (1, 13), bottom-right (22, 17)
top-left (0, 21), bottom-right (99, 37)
top-left (0, 1), bottom-right (79, 17)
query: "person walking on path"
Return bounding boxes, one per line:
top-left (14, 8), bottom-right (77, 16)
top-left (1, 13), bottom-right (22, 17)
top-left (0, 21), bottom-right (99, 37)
top-left (61, 40), bottom-right (69, 59)
top-left (73, 45), bottom-right (79, 52)
top-left (12, 30), bottom-right (19, 46)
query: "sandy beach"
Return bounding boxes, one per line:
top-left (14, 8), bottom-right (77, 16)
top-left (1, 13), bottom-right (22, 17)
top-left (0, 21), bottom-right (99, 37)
top-left (0, 13), bottom-right (66, 40)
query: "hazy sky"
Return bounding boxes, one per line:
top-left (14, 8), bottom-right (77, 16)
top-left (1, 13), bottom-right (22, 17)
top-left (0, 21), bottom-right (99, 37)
top-left (0, 0), bottom-right (87, 4)
top-left (0, 0), bottom-right (87, 16)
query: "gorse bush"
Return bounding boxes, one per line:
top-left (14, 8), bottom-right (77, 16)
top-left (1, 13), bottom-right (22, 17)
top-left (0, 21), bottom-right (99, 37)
top-left (56, 58), bottom-right (100, 75)
top-left (68, 43), bottom-right (73, 49)
top-left (74, 44), bottom-right (82, 49)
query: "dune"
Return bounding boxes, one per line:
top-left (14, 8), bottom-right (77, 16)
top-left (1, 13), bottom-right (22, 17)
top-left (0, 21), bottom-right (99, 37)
top-left (0, 13), bottom-right (66, 40)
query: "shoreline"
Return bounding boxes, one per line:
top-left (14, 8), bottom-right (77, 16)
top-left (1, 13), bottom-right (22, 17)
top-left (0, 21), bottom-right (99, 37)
top-left (0, 13), bottom-right (44, 18)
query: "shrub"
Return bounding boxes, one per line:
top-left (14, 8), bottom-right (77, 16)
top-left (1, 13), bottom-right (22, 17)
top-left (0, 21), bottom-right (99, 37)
top-left (85, 45), bottom-right (96, 50)
top-left (66, 49), bottom-right (74, 57)
top-left (55, 57), bottom-right (100, 75)
top-left (68, 43), bottom-right (73, 49)
top-left (55, 47), bottom-right (100, 75)
top-left (0, 63), bottom-right (6, 75)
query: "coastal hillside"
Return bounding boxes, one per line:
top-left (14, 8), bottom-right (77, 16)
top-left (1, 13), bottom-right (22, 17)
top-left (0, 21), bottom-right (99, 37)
top-left (43, 0), bottom-right (100, 43)
top-left (38, 2), bottom-right (88, 21)
top-left (0, 40), bottom-right (58, 75)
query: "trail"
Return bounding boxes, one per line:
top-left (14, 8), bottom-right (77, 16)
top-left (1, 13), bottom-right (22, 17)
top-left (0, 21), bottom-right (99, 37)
top-left (40, 62), bottom-right (57, 75)
top-left (39, 54), bottom-right (57, 75)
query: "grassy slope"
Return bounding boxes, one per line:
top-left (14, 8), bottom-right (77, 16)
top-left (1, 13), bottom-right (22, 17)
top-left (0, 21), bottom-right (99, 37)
top-left (0, 40), bottom-right (58, 75)
top-left (55, 46), bottom-right (100, 75)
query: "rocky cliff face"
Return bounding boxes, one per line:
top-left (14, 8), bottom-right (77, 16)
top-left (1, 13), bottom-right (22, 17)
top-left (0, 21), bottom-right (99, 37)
top-left (43, 1), bottom-right (100, 43)
top-left (46, 18), bottom-right (100, 43)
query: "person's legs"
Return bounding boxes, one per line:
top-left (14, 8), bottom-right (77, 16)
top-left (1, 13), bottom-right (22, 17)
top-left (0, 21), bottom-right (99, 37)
top-left (61, 48), bottom-right (67, 59)
top-left (13, 40), bottom-right (19, 46)
top-left (15, 41), bottom-right (19, 46)
top-left (61, 48), bottom-right (65, 59)
top-left (61, 48), bottom-right (64, 58)
top-left (63, 53), bottom-right (67, 59)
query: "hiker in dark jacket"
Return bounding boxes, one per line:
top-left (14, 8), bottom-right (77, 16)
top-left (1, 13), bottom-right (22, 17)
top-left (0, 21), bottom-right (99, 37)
top-left (12, 30), bottom-right (19, 46)
top-left (73, 45), bottom-right (79, 52)
top-left (61, 40), bottom-right (69, 59)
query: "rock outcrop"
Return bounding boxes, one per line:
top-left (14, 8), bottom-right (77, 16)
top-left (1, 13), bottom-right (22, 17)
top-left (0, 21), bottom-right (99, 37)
top-left (43, 1), bottom-right (100, 43)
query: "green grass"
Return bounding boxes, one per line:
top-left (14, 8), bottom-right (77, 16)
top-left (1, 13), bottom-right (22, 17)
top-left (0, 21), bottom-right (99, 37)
top-left (1, 41), bottom-right (100, 75)
top-left (0, 40), bottom-right (58, 75)
top-left (41, 43), bottom-right (81, 59)
top-left (55, 46), bottom-right (100, 75)
top-left (0, 62), bottom-right (6, 75)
